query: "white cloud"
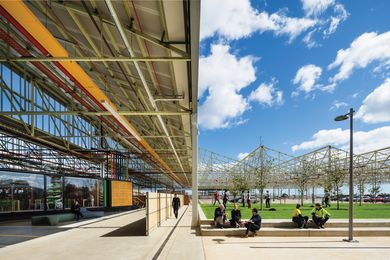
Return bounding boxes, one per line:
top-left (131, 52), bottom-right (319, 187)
top-left (237, 152), bottom-right (249, 160)
top-left (293, 64), bottom-right (322, 93)
top-left (328, 31), bottom-right (390, 83)
top-left (292, 126), bottom-right (390, 153)
top-left (330, 100), bottom-right (348, 111)
top-left (249, 82), bottom-right (284, 106)
top-left (301, 0), bottom-right (335, 16)
top-left (323, 4), bottom-right (349, 36)
top-left (356, 78), bottom-right (390, 123)
top-left (198, 44), bottom-right (256, 130)
top-left (303, 29), bottom-right (318, 48)
top-left (200, 0), bottom-right (317, 41)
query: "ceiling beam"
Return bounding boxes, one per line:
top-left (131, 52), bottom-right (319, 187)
top-left (0, 56), bottom-right (191, 62)
top-left (0, 111), bottom-right (190, 116)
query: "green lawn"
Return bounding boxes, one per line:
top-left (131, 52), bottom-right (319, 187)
top-left (200, 202), bottom-right (390, 219)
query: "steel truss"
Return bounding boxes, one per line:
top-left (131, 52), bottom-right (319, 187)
top-left (199, 145), bottom-right (390, 191)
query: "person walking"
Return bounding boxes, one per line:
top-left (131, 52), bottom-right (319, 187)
top-left (73, 200), bottom-right (83, 221)
top-left (172, 194), bottom-right (181, 219)
top-left (265, 190), bottom-right (271, 208)
top-left (223, 189), bottom-right (229, 209)
top-left (213, 191), bottom-right (220, 206)
top-left (324, 194), bottom-right (331, 208)
top-left (292, 204), bottom-right (309, 228)
top-left (243, 208), bottom-right (261, 237)
top-left (312, 203), bottom-right (331, 228)
top-left (241, 191), bottom-right (246, 207)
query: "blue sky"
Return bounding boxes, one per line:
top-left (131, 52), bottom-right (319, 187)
top-left (198, 0), bottom-right (390, 160)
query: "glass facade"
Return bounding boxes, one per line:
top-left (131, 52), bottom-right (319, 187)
top-left (0, 171), bottom-right (44, 212)
top-left (0, 171), bottom-right (103, 213)
top-left (64, 177), bottom-right (103, 209)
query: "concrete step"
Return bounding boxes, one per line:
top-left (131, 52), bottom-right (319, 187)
top-left (199, 219), bottom-right (390, 228)
top-left (200, 225), bottom-right (390, 237)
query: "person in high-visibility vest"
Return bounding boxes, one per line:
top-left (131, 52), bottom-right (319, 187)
top-left (311, 203), bottom-right (331, 228)
top-left (292, 204), bottom-right (308, 228)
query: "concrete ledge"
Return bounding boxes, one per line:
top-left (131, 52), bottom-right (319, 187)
top-left (199, 219), bottom-right (390, 228)
top-left (200, 225), bottom-right (390, 237)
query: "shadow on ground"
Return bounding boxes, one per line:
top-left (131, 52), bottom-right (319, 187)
top-left (101, 217), bottom-right (146, 237)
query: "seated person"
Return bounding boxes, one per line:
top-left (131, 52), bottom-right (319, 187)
top-left (312, 203), bottom-right (331, 229)
top-left (292, 203), bottom-right (309, 229)
top-left (243, 208), bottom-right (261, 237)
top-left (229, 204), bottom-right (242, 228)
top-left (214, 203), bottom-right (226, 228)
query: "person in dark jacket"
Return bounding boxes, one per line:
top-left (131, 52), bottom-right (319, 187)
top-left (243, 208), bottom-right (261, 237)
top-left (214, 203), bottom-right (226, 228)
top-left (229, 204), bottom-right (242, 228)
top-left (73, 200), bottom-right (83, 221)
top-left (172, 194), bottom-right (181, 219)
top-left (223, 190), bottom-right (229, 209)
top-left (265, 190), bottom-right (271, 208)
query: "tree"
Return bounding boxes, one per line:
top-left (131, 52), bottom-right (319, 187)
top-left (293, 160), bottom-right (314, 206)
top-left (355, 166), bottom-right (368, 206)
top-left (327, 167), bottom-right (347, 210)
top-left (253, 157), bottom-right (273, 210)
top-left (230, 173), bottom-right (249, 202)
top-left (369, 178), bottom-right (381, 204)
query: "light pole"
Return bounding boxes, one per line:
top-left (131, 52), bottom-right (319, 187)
top-left (334, 108), bottom-right (357, 242)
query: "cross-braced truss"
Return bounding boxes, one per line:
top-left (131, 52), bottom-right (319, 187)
top-left (199, 145), bottom-right (390, 191)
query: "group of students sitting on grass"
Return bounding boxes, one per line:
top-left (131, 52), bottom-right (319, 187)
top-left (214, 202), bottom-right (331, 237)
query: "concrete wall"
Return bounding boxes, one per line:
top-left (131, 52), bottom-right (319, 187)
top-left (146, 192), bottom-right (183, 235)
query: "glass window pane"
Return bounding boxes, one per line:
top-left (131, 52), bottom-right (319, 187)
top-left (0, 171), bottom-right (44, 212)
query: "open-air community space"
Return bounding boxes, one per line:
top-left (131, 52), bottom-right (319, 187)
top-left (0, 0), bottom-right (390, 259)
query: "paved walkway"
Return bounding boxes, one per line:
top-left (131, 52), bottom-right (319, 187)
top-left (0, 206), bottom-right (205, 260)
top-left (202, 236), bottom-right (390, 260)
top-left (1, 205), bottom-right (390, 260)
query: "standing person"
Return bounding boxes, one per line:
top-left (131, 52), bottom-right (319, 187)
top-left (213, 191), bottom-right (220, 206)
top-left (243, 208), bottom-right (261, 237)
top-left (172, 194), bottom-right (181, 219)
top-left (324, 194), bottom-right (331, 208)
top-left (241, 191), bottom-right (246, 207)
top-left (265, 190), bottom-right (271, 208)
top-left (214, 204), bottom-right (226, 228)
top-left (247, 191), bottom-right (252, 208)
top-left (229, 204), bottom-right (242, 228)
top-left (292, 204), bottom-right (309, 229)
top-left (223, 189), bottom-right (229, 209)
top-left (312, 203), bottom-right (331, 229)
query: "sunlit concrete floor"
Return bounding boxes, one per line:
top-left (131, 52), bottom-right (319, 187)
top-left (0, 206), bottom-right (205, 260)
top-left (1, 206), bottom-right (390, 260)
top-left (202, 236), bottom-right (390, 260)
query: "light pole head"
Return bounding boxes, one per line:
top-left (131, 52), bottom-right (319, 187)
top-left (334, 114), bottom-right (349, 121)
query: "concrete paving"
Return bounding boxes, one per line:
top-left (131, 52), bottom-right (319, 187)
top-left (1, 205), bottom-right (390, 260)
top-left (202, 236), bottom-right (390, 260)
top-left (0, 205), bottom-right (205, 260)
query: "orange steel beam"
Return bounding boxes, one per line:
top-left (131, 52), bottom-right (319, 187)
top-left (0, 0), bottom-right (183, 185)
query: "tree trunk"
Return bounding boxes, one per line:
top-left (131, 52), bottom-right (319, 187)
top-left (260, 188), bottom-right (264, 210)
top-left (311, 186), bottom-right (315, 205)
top-left (336, 186), bottom-right (340, 210)
top-left (300, 189), bottom-right (304, 206)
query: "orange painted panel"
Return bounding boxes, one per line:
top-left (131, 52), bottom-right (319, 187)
top-left (111, 181), bottom-right (133, 207)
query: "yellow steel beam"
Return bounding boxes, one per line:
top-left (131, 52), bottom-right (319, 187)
top-left (0, 0), bottom-right (182, 185)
